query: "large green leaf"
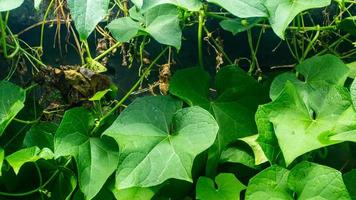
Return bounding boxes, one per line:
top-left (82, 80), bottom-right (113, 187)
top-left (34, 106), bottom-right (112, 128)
top-left (209, 0), bottom-right (331, 39)
top-left (5, 146), bottom-right (54, 174)
top-left (54, 108), bottom-right (120, 200)
top-left (344, 169), bottom-right (356, 200)
top-left (196, 173), bottom-right (246, 200)
top-left (0, 0), bottom-right (24, 12)
top-left (288, 162), bottom-right (351, 200)
top-left (141, 0), bottom-right (202, 11)
top-left (207, 0), bottom-right (267, 19)
top-left (0, 81), bottom-right (26, 136)
top-left (258, 55), bottom-right (354, 165)
top-left (245, 165), bottom-right (293, 200)
top-left (264, 0), bottom-right (331, 39)
top-left (67, 0), bottom-right (110, 40)
top-left (103, 96), bottom-right (218, 189)
top-left (108, 5), bottom-right (182, 49)
top-left (169, 66), bottom-right (268, 174)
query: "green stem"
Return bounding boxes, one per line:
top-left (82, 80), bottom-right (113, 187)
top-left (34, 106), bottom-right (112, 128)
top-left (247, 29), bottom-right (258, 74)
top-left (301, 26), bottom-right (320, 61)
top-left (94, 41), bottom-right (122, 61)
top-left (198, 10), bottom-right (205, 68)
top-left (40, 0), bottom-right (55, 50)
top-left (13, 118), bottom-right (40, 125)
top-left (91, 47), bottom-right (169, 136)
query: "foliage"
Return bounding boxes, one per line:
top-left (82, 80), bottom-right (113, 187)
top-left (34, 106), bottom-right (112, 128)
top-left (0, 0), bottom-right (356, 199)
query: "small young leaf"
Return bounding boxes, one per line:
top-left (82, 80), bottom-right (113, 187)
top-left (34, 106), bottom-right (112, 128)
top-left (0, 81), bottom-right (26, 136)
top-left (6, 146), bottom-right (54, 174)
top-left (103, 96), bottom-right (218, 189)
top-left (196, 173), bottom-right (246, 200)
top-left (89, 89), bottom-right (112, 101)
top-left (220, 18), bottom-right (263, 35)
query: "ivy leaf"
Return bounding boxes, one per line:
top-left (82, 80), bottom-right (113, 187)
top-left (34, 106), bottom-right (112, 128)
top-left (5, 146), bottom-right (54, 174)
top-left (196, 173), bottom-right (246, 200)
top-left (220, 18), bottom-right (263, 35)
top-left (207, 0), bottom-right (267, 19)
top-left (23, 122), bottom-right (57, 150)
top-left (103, 96), bottom-right (218, 189)
top-left (54, 108), bottom-right (120, 200)
top-left (344, 169), bottom-right (356, 199)
top-left (67, 0), bottom-right (110, 40)
top-left (108, 5), bottom-right (182, 49)
top-left (245, 165), bottom-right (293, 200)
top-left (110, 185), bottom-right (157, 200)
top-left (0, 0), bottom-right (24, 12)
top-left (141, 0), bottom-right (203, 12)
top-left (0, 81), bottom-right (26, 136)
top-left (288, 162), bottom-right (351, 200)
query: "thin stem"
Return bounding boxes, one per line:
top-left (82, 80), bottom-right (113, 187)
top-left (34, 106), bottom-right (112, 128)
top-left (90, 47), bottom-right (169, 136)
top-left (40, 0), bottom-right (55, 50)
top-left (13, 118), bottom-right (40, 125)
top-left (301, 26), bottom-right (320, 61)
top-left (198, 10), bottom-right (205, 68)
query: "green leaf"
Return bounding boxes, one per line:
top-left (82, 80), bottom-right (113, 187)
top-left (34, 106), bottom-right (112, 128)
top-left (107, 17), bottom-right (141, 42)
top-left (339, 16), bottom-right (356, 36)
top-left (0, 147), bottom-right (4, 176)
top-left (270, 54), bottom-right (349, 100)
top-left (141, 0), bottom-right (203, 11)
top-left (110, 186), bottom-right (157, 200)
top-left (34, 0), bottom-right (43, 10)
top-left (89, 89), bottom-right (112, 101)
top-left (108, 5), bottom-right (182, 49)
top-left (220, 18), bottom-right (263, 35)
top-left (0, 81), bottom-right (26, 136)
top-left (0, 0), bottom-right (24, 12)
top-left (239, 135), bottom-right (268, 165)
top-left (169, 66), bottom-right (268, 175)
top-left (220, 143), bottom-right (256, 169)
top-left (347, 61), bottom-right (356, 78)
top-left (258, 55), bottom-right (353, 165)
top-left (46, 168), bottom-right (78, 200)
top-left (351, 79), bottom-right (356, 110)
top-left (344, 169), bottom-right (356, 200)
top-left (245, 165), bottom-right (293, 200)
top-left (208, 0), bottom-right (331, 39)
top-left (55, 108), bottom-right (120, 200)
top-left (264, 0), bottom-right (331, 39)
top-left (103, 96), bottom-right (218, 189)
top-left (207, 0), bottom-right (267, 19)
top-left (23, 122), bottom-right (57, 150)
top-left (67, 0), bottom-right (110, 40)
top-left (288, 161), bottom-right (351, 200)
top-left (6, 146), bottom-right (54, 174)
top-left (196, 173), bottom-right (245, 200)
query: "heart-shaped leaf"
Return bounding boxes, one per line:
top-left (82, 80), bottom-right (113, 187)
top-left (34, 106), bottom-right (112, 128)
top-left (196, 173), bottom-right (246, 200)
top-left (0, 81), bottom-right (26, 136)
top-left (103, 96), bottom-right (218, 189)
top-left (23, 122), bottom-right (57, 150)
top-left (67, 0), bottom-right (110, 40)
top-left (55, 107), bottom-right (120, 200)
